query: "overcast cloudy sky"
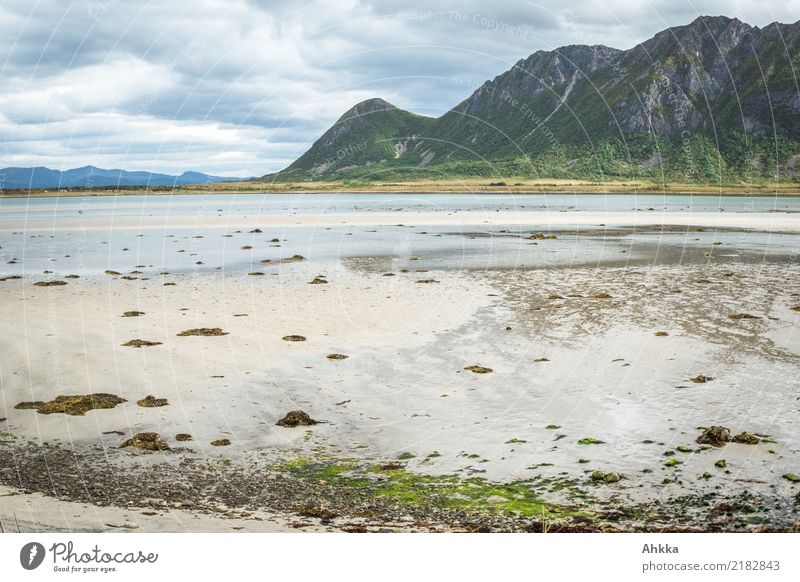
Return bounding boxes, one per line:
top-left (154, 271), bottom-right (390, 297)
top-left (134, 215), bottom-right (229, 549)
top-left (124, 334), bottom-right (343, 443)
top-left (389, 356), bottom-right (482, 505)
top-left (0, 0), bottom-right (797, 176)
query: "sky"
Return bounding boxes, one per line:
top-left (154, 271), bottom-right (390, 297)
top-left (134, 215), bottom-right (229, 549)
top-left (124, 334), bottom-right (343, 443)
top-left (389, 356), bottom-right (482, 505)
top-left (0, 0), bottom-right (798, 176)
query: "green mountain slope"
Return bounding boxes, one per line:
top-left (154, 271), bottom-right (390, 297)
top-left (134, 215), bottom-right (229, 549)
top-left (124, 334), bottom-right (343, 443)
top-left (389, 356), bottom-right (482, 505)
top-left (276, 98), bottom-right (435, 180)
top-left (266, 16), bottom-right (800, 184)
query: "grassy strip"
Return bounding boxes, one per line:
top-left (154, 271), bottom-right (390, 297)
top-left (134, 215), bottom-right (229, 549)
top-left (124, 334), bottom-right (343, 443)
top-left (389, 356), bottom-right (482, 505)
top-left (3, 177), bottom-right (800, 197)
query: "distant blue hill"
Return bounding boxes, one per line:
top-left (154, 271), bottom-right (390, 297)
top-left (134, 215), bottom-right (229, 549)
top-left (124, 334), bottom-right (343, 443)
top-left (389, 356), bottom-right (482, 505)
top-left (0, 165), bottom-right (242, 190)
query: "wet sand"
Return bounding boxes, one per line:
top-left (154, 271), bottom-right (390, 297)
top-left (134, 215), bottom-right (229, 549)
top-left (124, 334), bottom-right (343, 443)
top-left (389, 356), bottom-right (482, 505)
top-left (4, 209), bottom-right (800, 233)
top-left (1, 202), bottom-right (799, 532)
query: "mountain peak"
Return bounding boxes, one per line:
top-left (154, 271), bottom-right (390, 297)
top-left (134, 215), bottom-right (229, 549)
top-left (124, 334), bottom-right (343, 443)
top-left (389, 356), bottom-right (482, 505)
top-left (689, 14), bottom-right (738, 24)
top-left (356, 97), bottom-right (394, 108)
top-left (338, 98), bottom-right (398, 122)
top-left (669, 14), bottom-right (751, 38)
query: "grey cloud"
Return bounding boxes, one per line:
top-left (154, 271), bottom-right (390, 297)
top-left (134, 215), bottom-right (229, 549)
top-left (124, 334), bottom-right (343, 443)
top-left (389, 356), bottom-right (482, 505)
top-left (1, 0), bottom-right (798, 175)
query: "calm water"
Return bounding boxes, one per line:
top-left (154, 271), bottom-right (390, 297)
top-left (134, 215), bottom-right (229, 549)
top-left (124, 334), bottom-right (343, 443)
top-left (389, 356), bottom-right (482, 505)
top-left (1, 193), bottom-right (799, 275)
top-left (2, 192), bottom-right (800, 219)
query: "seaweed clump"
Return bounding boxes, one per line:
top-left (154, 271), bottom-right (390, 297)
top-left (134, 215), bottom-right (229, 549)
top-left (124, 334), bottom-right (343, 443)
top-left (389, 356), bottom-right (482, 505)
top-left (175, 433), bottom-right (193, 442)
top-left (18, 394), bottom-right (127, 416)
top-left (729, 313), bottom-right (761, 320)
top-left (260, 255), bottom-right (304, 265)
top-left (696, 426), bottom-right (731, 447)
top-left (276, 410), bottom-right (317, 427)
top-left (33, 280), bottom-right (67, 287)
top-left (121, 432), bottom-right (170, 451)
top-left (464, 365), bottom-right (492, 374)
top-left (14, 401), bottom-right (45, 410)
top-left (296, 504), bottom-right (337, 519)
top-left (137, 395), bottom-right (169, 408)
top-left (282, 335), bottom-right (307, 342)
top-left (326, 353), bottom-right (349, 360)
top-left (122, 339), bottom-right (162, 347)
top-left (177, 328), bottom-right (229, 336)
top-left (121, 311), bottom-right (145, 317)
top-left (211, 438), bottom-right (231, 446)
top-left (731, 432), bottom-right (760, 445)
top-left (690, 374), bottom-right (713, 383)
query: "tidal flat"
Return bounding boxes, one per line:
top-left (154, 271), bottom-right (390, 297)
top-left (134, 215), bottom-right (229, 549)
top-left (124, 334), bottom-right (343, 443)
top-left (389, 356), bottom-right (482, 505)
top-left (0, 193), bottom-right (799, 532)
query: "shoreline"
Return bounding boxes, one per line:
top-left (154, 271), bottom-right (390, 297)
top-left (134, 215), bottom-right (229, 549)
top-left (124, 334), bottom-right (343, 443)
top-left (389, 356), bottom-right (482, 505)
top-left (2, 179), bottom-right (800, 199)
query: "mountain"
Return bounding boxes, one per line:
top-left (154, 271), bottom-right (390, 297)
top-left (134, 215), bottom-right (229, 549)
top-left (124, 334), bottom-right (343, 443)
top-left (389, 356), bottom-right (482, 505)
top-left (266, 16), bottom-right (800, 183)
top-left (0, 165), bottom-right (240, 190)
top-left (276, 98), bottom-right (435, 180)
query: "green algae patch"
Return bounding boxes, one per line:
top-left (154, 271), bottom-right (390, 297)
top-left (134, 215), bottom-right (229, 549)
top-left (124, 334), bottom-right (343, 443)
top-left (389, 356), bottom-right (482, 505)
top-left (373, 469), bottom-right (571, 519)
top-left (272, 455), bottom-right (578, 521)
top-left (274, 457), bottom-right (365, 485)
top-left (577, 437), bottom-right (605, 445)
top-left (23, 394), bottom-right (127, 416)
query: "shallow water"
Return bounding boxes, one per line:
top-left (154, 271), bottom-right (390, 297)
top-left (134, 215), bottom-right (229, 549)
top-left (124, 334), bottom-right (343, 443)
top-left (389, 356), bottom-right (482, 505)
top-left (1, 193), bottom-right (799, 275)
top-left (3, 192), bottom-right (800, 218)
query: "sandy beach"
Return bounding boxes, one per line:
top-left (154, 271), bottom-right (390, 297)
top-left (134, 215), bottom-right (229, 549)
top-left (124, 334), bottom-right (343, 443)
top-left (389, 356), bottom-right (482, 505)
top-left (1, 194), bottom-right (799, 532)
